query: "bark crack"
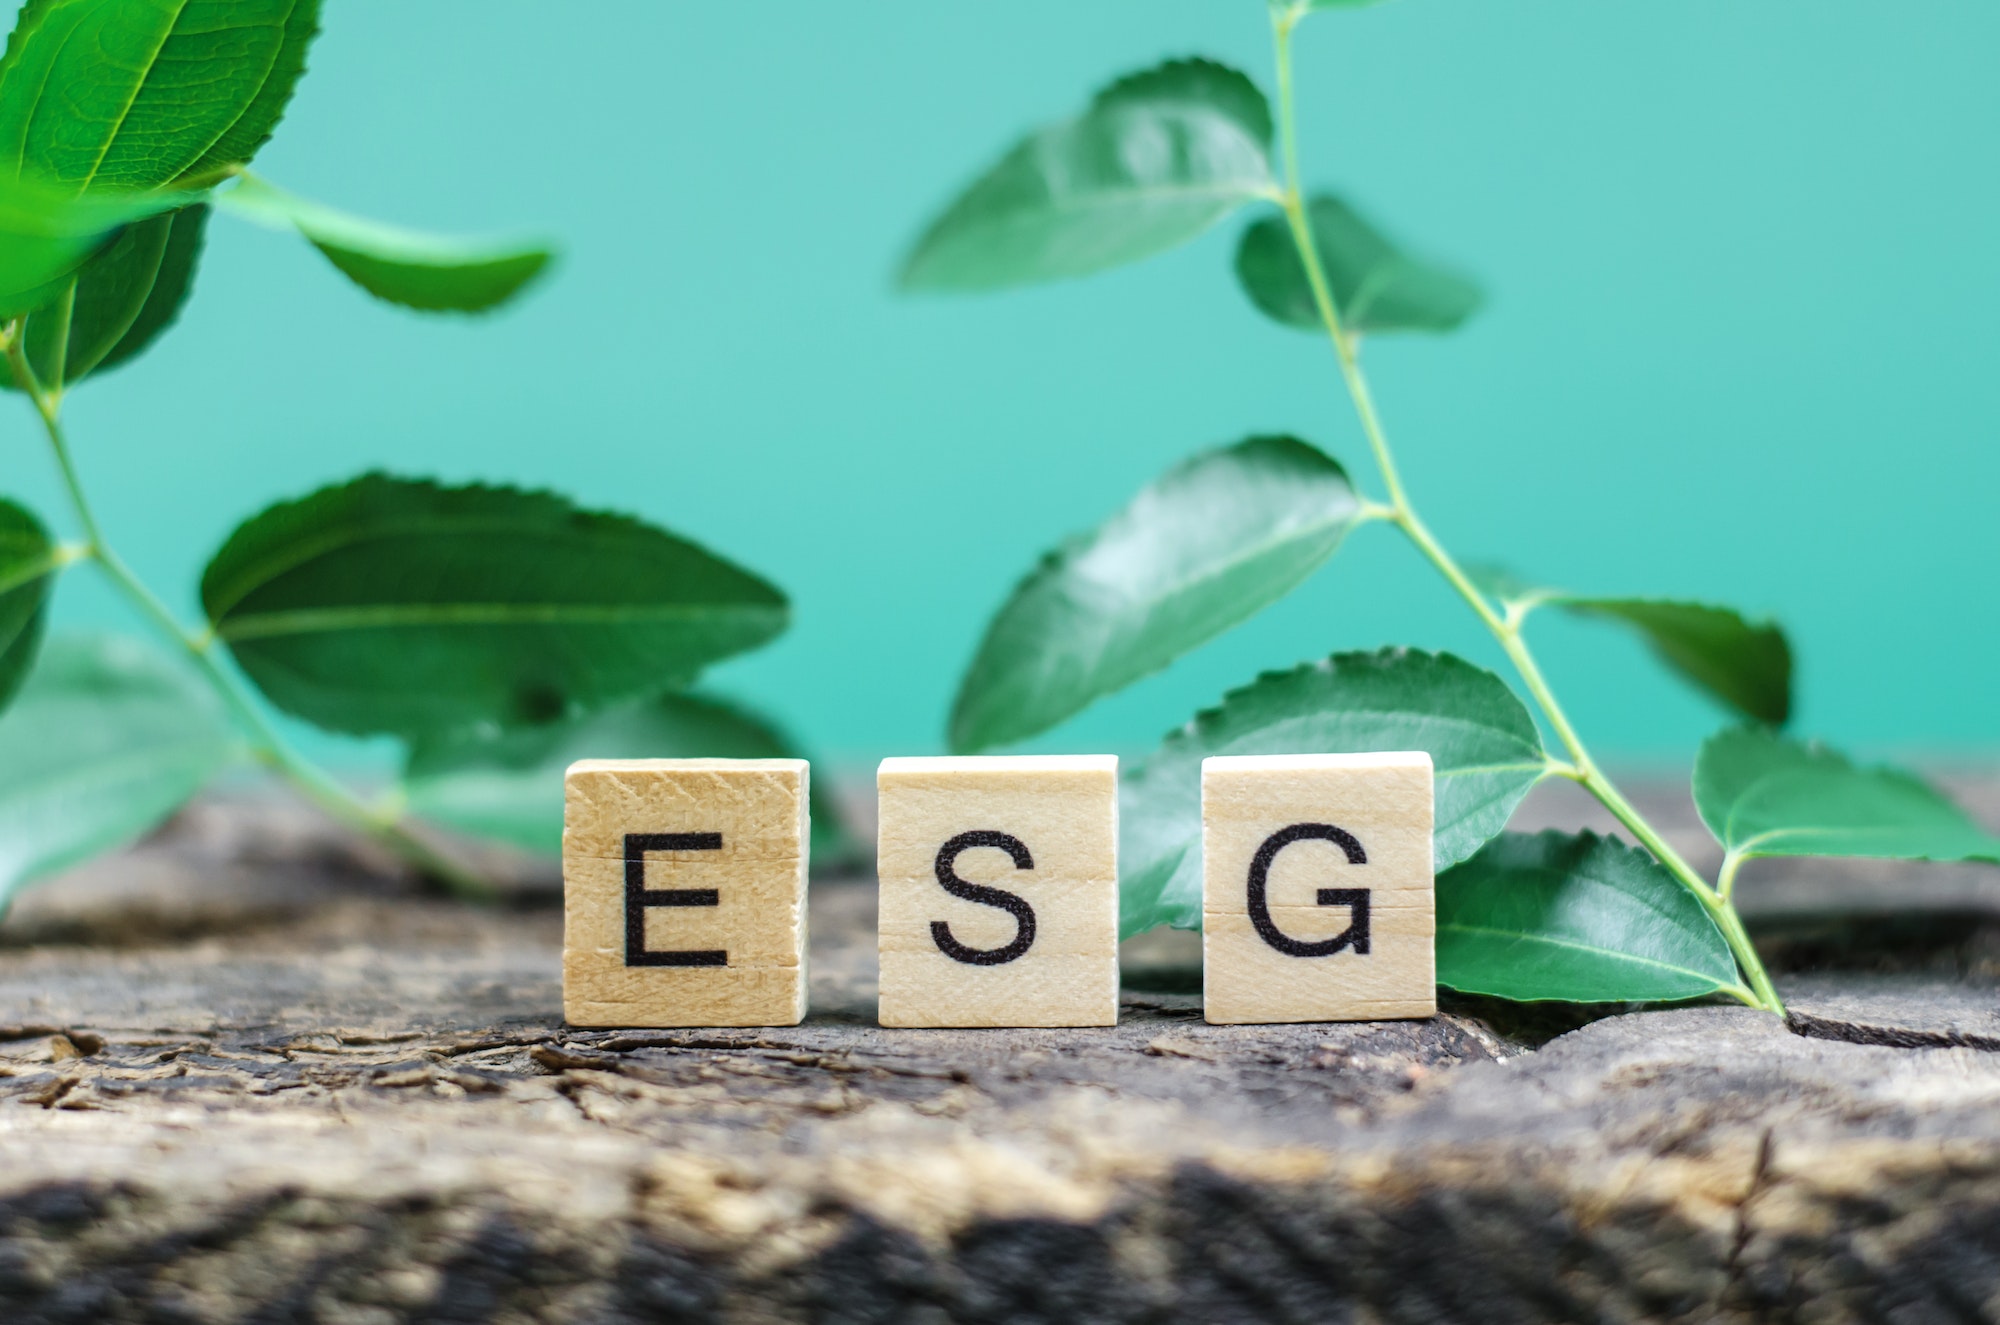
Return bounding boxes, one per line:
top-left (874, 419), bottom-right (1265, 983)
top-left (1787, 1010), bottom-right (2000, 1052)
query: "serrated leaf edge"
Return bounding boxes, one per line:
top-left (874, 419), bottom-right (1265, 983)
top-left (201, 473), bottom-right (786, 626)
top-left (950, 437), bottom-right (1360, 751)
top-left (1436, 828), bottom-right (1742, 1000)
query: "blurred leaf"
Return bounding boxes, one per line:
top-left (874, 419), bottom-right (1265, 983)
top-left (1120, 648), bottom-right (1548, 936)
top-left (0, 177), bottom-right (187, 319)
top-left (1092, 57), bottom-right (1272, 147)
top-left (900, 57), bottom-right (1273, 291)
top-left (406, 690), bottom-right (853, 864)
top-left (0, 632), bottom-right (234, 910)
top-left (1235, 194), bottom-right (1481, 334)
top-left (202, 474), bottom-right (789, 740)
top-left (1462, 562), bottom-right (1542, 604)
top-left (0, 498), bottom-right (56, 712)
top-left (1475, 569), bottom-right (1792, 727)
top-left (1695, 727), bottom-right (2000, 867)
top-left (0, 0), bottom-right (310, 192)
top-left (1436, 830), bottom-right (1741, 1004)
top-left (217, 175), bottom-right (552, 313)
top-left (7, 204), bottom-right (207, 389)
top-left (1562, 598), bottom-right (1790, 727)
top-left (950, 436), bottom-right (1365, 753)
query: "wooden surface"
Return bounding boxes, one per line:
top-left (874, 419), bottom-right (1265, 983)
top-left (1202, 753), bottom-right (1436, 1024)
top-left (877, 756), bottom-right (1119, 1028)
top-left (0, 780), bottom-right (1996, 1323)
top-left (563, 759), bottom-right (809, 1027)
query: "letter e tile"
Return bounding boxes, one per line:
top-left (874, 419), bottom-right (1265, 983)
top-left (563, 758), bottom-right (808, 1027)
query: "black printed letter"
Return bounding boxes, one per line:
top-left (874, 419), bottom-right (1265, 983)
top-left (625, 832), bottom-right (727, 967)
top-left (930, 830), bottom-right (1037, 966)
top-left (1247, 822), bottom-right (1371, 958)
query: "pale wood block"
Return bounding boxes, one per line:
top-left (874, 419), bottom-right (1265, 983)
top-left (1202, 909), bottom-right (1437, 1023)
top-left (564, 967), bottom-right (808, 1030)
top-left (876, 755), bottom-right (1119, 1028)
top-left (563, 855), bottom-right (802, 968)
top-left (1201, 753), bottom-right (1436, 1026)
top-left (565, 758), bottom-right (805, 862)
top-left (563, 758), bottom-right (808, 1028)
top-left (877, 952), bottom-right (1116, 1029)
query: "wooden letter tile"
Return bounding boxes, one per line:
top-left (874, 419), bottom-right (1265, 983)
top-left (563, 758), bottom-right (808, 1027)
top-left (877, 755), bottom-right (1119, 1028)
top-left (1202, 753), bottom-right (1435, 1025)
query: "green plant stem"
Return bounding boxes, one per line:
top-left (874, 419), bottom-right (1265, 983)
top-left (3, 318), bottom-right (495, 901)
top-left (41, 281), bottom-right (73, 406)
top-left (1717, 850), bottom-right (1747, 903)
top-left (1270, 9), bottom-right (1781, 1015)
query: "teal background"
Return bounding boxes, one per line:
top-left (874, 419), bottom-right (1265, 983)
top-left (12, 0), bottom-right (2000, 772)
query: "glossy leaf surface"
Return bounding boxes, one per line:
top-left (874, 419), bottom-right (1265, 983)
top-left (8, 204), bottom-right (207, 389)
top-left (0, 632), bottom-right (234, 909)
top-left (218, 176), bottom-right (552, 313)
top-left (950, 436), bottom-right (1364, 753)
top-left (0, 0), bottom-right (313, 192)
top-left (406, 690), bottom-right (851, 862)
top-left (1436, 830), bottom-right (1741, 1004)
top-left (1695, 727), bottom-right (2000, 866)
top-left (1235, 194), bottom-right (1481, 334)
top-left (1120, 648), bottom-right (1547, 936)
top-left (900, 58), bottom-right (1273, 291)
top-left (203, 475), bottom-right (788, 740)
top-left (0, 498), bottom-right (55, 712)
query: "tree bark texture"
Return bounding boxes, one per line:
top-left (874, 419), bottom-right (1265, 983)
top-left (0, 782), bottom-right (1996, 1324)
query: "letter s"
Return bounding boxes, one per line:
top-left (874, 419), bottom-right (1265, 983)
top-left (930, 830), bottom-right (1037, 966)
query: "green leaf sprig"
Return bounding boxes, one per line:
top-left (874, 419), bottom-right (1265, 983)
top-left (405, 690), bottom-right (853, 865)
top-left (950, 435), bottom-right (1368, 753)
top-left (900, 58), bottom-right (1278, 291)
top-left (897, 5), bottom-right (1997, 1013)
top-left (0, 1), bottom-right (817, 905)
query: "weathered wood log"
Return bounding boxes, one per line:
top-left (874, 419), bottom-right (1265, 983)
top-left (0, 785), bottom-right (1996, 1324)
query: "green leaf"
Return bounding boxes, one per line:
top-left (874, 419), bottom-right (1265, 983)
top-left (1473, 570), bottom-right (1793, 727)
top-left (217, 175), bottom-right (553, 313)
top-left (0, 0), bottom-right (313, 193)
top-left (7, 204), bottom-right (207, 390)
top-left (0, 631), bottom-right (235, 909)
top-left (0, 498), bottom-right (56, 712)
top-left (405, 690), bottom-right (853, 864)
top-left (950, 436), bottom-right (1366, 753)
top-left (89, 202), bottom-right (207, 374)
top-left (202, 474), bottom-right (789, 740)
top-left (1435, 830), bottom-right (1742, 1004)
top-left (182, 0), bottom-right (321, 179)
top-left (1120, 648), bottom-right (1548, 936)
top-left (1694, 727), bottom-right (2000, 867)
top-left (899, 57), bottom-right (1274, 291)
top-left (1235, 194), bottom-right (1482, 334)
top-left (0, 176), bottom-right (187, 318)
top-left (1562, 598), bottom-right (1790, 727)
top-left (1460, 562), bottom-right (1541, 604)
top-left (1092, 57), bottom-right (1272, 148)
